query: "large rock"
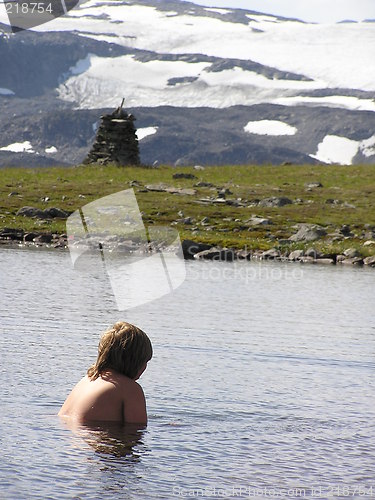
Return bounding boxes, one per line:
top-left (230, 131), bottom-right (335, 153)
top-left (258, 197), bottom-right (293, 207)
top-left (340, 257), bottom-right (364, 265)
top-left (16, 206), bottom-right (46, 218)
top-left (181, 239), bottom-right (213, 259)
top-left (172, 173), bottom-right (197, 180)
top-left (289, 224), bottom-right (327, 242)
top-left (145, 184), bottom-right (196, 195)
top-left (343, 248), bottom-right (361, 259)
top-left (316, 258), bottom-right (335, 265)
top-left (364, 256), bottom-right (375, 267)
top-left (261, 248), bottom-right (281, 260)
top-left (246, 215), bottom-right (272, 226)
top-left (0, 228), bottom-right (24, 240)
top-left (288, 249), bottom-right (304, 261)
top-left (16, 206), bottom-right (69, 219)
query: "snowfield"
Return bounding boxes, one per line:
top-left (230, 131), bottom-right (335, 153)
top-left (136, 127), bottom-right (158, 140)
top-left (1, 0), bottom-right (374, 166)
top-left (0, 141), bottom-right (34, 153)
top-left (311, 134), bottom-right (375, 164)
top-left (244, 120), bottom-right (297, 136)
top-left (16, 0), bottom-right (375, 111)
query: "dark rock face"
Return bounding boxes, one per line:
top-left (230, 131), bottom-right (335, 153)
top-left (84, 106), bottom-right (140, 166)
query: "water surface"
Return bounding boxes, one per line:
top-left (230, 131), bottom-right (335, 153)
top-left (0, 247), bottom-right (374, 499)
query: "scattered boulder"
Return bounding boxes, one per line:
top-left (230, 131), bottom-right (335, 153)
top-left (258, 197), bottom-right (293, 207)
top-left (194, 247), bottom-right (237, 261)
top-left (246, 216), bottom-right (272, 226)
top-left (340, 225), bottom-right (353, 237)
top-left (289, 224), bottom-right (327, 242)
top-left (145, 184), bottom-right (196, 196)
top-left (305, 248), bottom-right (320, 258)
top-left (299, 256), bottom-right (316, 263)
top-left (217, 188), bottom-right (232, 198)
top-left (343, 248), bottom-right (361, 259)
top-left (0, 228), bottom-right (24, 240)
top-left (33, 233), bottom-right (53, 244)
top-left (178, 217), bottom-right (194, 225)
top-left (316, 258), bottom-right (335, 265)
top-left (342, 202), bottom-right (356, 209)
top-left (24, 232), bottom-right (39, 242)
top-left (16, 206), bottom-right (70, 219)
top-left (305, 182), bottom-right (323, 189)
top-left (44, 207), bottom-right (70, 218)
top-left (340, 257), bottom-right (364, 266)
top-left (364, 256), bottom-right (375, 267)
top-left (261, 248), bottom-right (281, 260)
top-left (16, 206), bottom-right (46, 218)
top-left (194, 181), bottom-right (214, 188)
top-left (364, 230), bottom-right (375, 240)
top-left (288, 249), bottom-right (304, 261)
top-left (173, 173), bottom-right (197, 180)
top-left (236, 249), bottom-right (252, 260)
top-left (181, 239), bottom-right (213, 259)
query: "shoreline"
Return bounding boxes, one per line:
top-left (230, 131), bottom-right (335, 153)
top-left (1, 163), bottom-right (375, 269)
top-left (1, 231), bottom-right (374, 269)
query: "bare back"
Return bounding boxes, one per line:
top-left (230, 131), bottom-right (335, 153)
top-left (58, 369), bottom-right (147, 425)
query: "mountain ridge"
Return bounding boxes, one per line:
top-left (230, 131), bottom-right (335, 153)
top-left (0, 0), bottom-right (374, 166)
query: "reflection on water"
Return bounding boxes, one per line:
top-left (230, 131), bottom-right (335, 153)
top-left (60, 419), bottom-right (146, 460)
top-left (0, 247), bottom-right (374, 499)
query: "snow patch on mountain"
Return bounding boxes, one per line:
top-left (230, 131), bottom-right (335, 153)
top-left (137, 126), bottom-right (158, 140)
top-left (0, 87), bottom-right (15, 95)
top-left (0, 141), bottom-right (34, 153)
top-left (310, 134), bottom-right (375, 164)
top-left (360, 134), bottom-right (375, 157)
top-left (35, 0), bottom-right (375, 94)
top-left (244, 120), bottom-right (297, 136)
top-left (272, 95), bottom-right (375, 112)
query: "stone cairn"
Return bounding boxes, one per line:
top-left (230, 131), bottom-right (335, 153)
top-left (84, 100), bottom-right (140, 166)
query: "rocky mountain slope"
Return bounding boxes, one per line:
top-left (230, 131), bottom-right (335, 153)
top-left (0, 0), bottom-right (375, 167)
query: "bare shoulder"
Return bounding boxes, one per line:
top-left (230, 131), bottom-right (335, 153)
top-left (119, 377), bottom-right (147, 425)
top-left (113, 372), bottom-right (145, 398)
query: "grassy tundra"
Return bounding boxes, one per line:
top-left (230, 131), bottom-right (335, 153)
top-left (1, 163), bottom-right (375, 257)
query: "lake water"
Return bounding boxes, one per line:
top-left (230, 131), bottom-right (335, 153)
top-left (0, 246), bottom-right (374, 499)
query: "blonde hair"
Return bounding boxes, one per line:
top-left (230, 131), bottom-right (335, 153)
top-left (87, 322), bottom-right (152, 380)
